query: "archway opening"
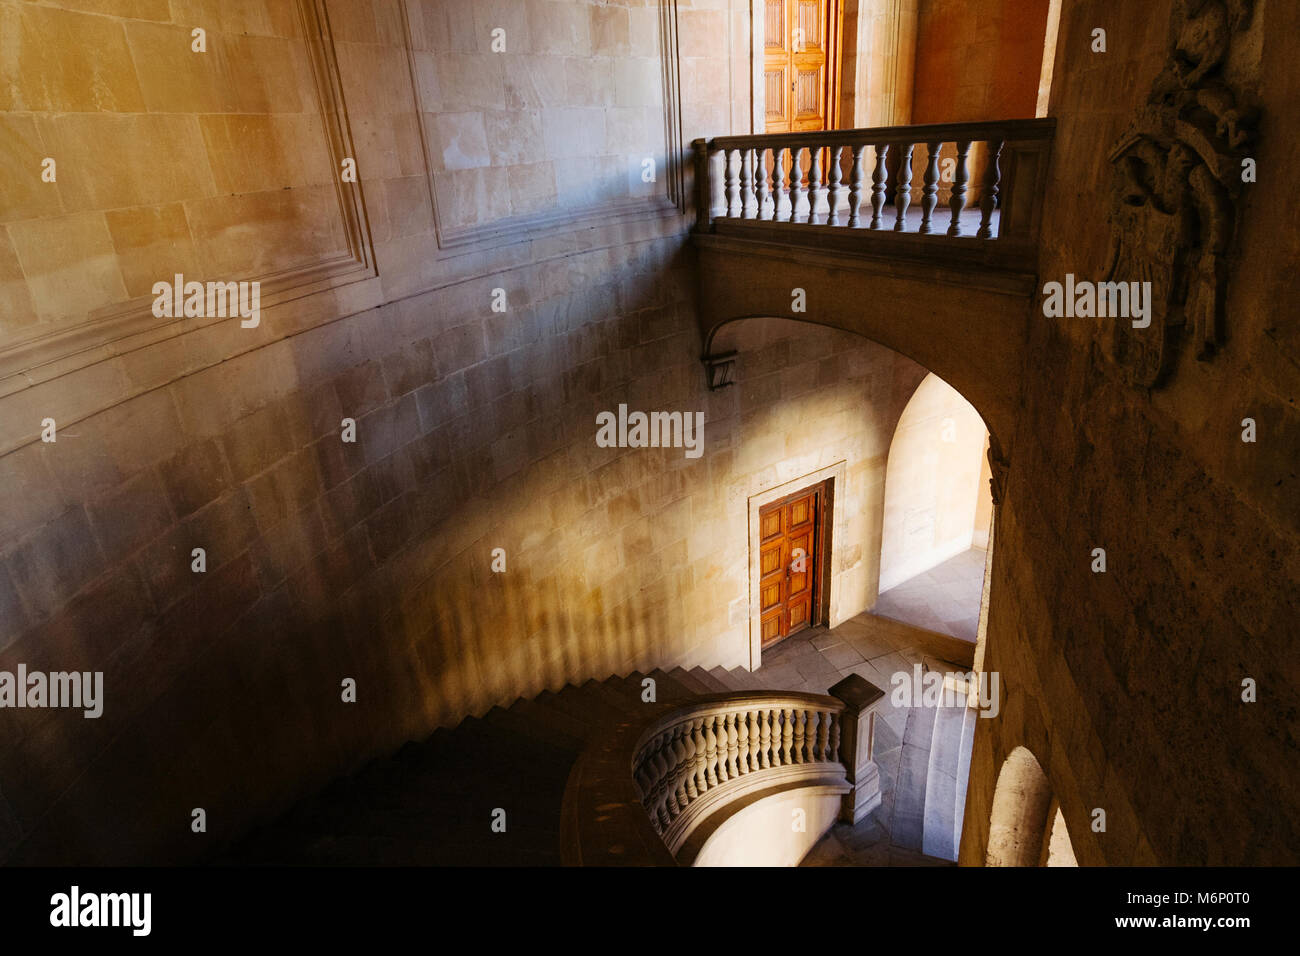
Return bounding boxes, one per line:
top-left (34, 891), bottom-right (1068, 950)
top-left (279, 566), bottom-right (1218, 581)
top-left (986, 746), bottom-right (1077, 867)
top-left (875, 372), bottom-right (991, 641)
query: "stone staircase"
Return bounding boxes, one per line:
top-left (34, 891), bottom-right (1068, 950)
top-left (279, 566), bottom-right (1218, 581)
top-left (801, 654), bottom-right (974, 867)
top-left (219, 665), bottom-right (767, 866)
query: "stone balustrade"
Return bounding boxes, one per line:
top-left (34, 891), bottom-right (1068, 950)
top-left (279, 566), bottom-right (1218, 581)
top-left (692, 119), bottom-right (1054, 268)
top-left (561, 675), bottom-right (887, 866)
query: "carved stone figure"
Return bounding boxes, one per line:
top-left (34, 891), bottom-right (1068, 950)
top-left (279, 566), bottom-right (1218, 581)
top-left (1105, 0), bottom-right (1259, 387)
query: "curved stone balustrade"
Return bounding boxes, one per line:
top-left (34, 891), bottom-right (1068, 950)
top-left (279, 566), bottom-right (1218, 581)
top-left (561, 678), bottom-right (884, 866)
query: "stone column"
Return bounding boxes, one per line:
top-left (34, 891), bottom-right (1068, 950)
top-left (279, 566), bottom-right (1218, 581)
top-left (829, 673), bottom-right (885, 824)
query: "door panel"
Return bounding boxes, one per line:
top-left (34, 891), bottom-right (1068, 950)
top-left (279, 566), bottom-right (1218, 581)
top-left (764, 0), bottom-right (834, 135)
top-left (757, 486), bottom-right (824, 649)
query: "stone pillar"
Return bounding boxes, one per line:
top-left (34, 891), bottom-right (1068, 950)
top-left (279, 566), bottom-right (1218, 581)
top-left (829, 673), bottom-right (885, 825)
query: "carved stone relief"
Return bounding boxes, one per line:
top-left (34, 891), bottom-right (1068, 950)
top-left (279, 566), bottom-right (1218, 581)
top-left (1106, 0), bottom-right (1260, 387)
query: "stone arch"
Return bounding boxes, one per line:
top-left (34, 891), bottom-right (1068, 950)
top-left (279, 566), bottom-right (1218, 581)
top-left (700, 311), bottom-right (1011, 459)
top-left (692, 229), bottom-right (1033, 460)
top-left (985, 746), bottom-right (1059, 866)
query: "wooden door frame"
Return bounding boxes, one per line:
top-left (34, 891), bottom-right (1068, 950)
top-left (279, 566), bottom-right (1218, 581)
top-left (746, 462), bottom-right (847, 670)
top-left (751, 0), bottom-right (844, 134)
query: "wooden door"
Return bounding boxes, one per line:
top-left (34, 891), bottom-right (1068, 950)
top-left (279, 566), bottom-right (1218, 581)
top-left (763, 0), bottom-right (838, 134)
top-left (758, 486), bottom-right (823, 648)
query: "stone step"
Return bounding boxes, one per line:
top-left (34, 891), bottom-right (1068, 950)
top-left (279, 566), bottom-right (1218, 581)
top-left (890, 699), bottom-right (939, 852)
top-left (579, 676), bottom-right (645, 716)
top-left (666, 667), bottom-right (713, 695)
top-left (502, 696), bottom-right (593, 748)
top-left (688, 666), bottom-right (731, 694)
top-left (645, 668), bottom-right (700, 704)
top-left (720, 666), bottom-right (765, 691)
top-left (707, 666), bottom-right (744, 691)
top-left (920, 699), bottom-right (968, 861)
top-left (538, 685), bottom-right (630, 732)
top-left (218, 663), bottom-right (781, 866)
top-left (953, 701), bottom-right (977, 853)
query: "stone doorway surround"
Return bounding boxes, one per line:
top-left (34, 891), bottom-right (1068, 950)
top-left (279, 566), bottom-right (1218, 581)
top-left (746, 461), bottom-right (848, 670)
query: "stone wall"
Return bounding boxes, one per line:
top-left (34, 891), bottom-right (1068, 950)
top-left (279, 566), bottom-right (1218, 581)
top-left (961, 0), bottom-right (1300, 865)
top-left (0, 0), bottom-right (928, 863)
top-left (910, 0), bottom-right (1050, 124)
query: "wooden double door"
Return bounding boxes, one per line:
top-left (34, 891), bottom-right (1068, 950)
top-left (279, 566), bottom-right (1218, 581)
top-left (758, 483), bottom-right (827, 648)
top-left (763, 0), bottom-right (840, 134)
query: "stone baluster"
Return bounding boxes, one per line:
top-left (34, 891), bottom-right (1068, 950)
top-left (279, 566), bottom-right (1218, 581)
top-left (715, 714), bottom-right (730, 783)
top-left (670, 727), bottom-right (692, 810)
top-left (787, 147), bottom-right (803, 223)
top-left (736, 709), bottom-right (750, 774)
top-left (691, 717), bottom-right (709, 794)
top-left (656, 737), bottom-right (677, 820)
top-left (772, 150), bottom-right (787, 221)
top-left (806, 146), bottom-right (822, 224)
top-left (869, 144), bottom-right (889, 229)
top-left (894, 143), bottom-right (914, 231)
top-left (847, 144), bottom-right (866, 227)
top-left (781, 707), bottom-right (794, 765)
top-left (724, 149), bottom-right (740, 218)
top-left (829, 713), bottom-right (840, 763)
top-left (825, 146), bottom-right (842, 226)
top-left (756, 149), bottom-right (771, 220)
top-left (946, 140), bottom-right (972, 236)
top-left (758, 709), bottom-right (772, 769)
top-left (740, 149), bottom-right (754, 218)
top-left (727, 713), bottom-right (741, 778)
top-left (816, 709), bottom-right (831, 761)
top-left (792, 709), bottom-right (807, 763)
top-left (681, 722), bottom-right (699, 800)
top-left (667, 728), bottom-right (689, 816)
top-left (977, 139), bottom-right (1004, 239)
top-left (648, 743), bottom-right (670, 826)
top-left (632, 742), bottom-right (652, 796)
top-left (830, 674), bottom-right (886, 825)
top-left (748, 710), bottom-right (762, 771)
top-left (703, 715), bottom-right (719, 788)
top-left (919, 141), bottom-right (942, 234)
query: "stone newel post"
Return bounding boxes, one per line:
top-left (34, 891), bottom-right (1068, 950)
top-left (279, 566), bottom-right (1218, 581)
top-left (829, 673), bottom-right (885, 825)
top-left (691, 138), bottom-right (714, 234)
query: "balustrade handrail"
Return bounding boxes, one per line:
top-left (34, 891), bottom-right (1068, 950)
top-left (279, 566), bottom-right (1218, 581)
top-left (560, 679), bottom-right (885, 866)
top-left (706, 117), bottom-right (1055, 152)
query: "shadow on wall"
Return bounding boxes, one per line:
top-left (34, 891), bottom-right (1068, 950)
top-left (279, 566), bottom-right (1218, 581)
top-left (878, 371), bottom-right (990, 593)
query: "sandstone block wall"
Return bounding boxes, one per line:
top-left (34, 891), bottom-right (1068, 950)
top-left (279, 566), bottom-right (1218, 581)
top-left (960, 0), bottom-right (1300, 866)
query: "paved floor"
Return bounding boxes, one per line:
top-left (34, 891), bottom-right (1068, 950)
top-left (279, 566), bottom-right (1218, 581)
top-left (873, 547), bottom-right (988, 642)
top-left (752, 611), bottom-right (974, 866)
